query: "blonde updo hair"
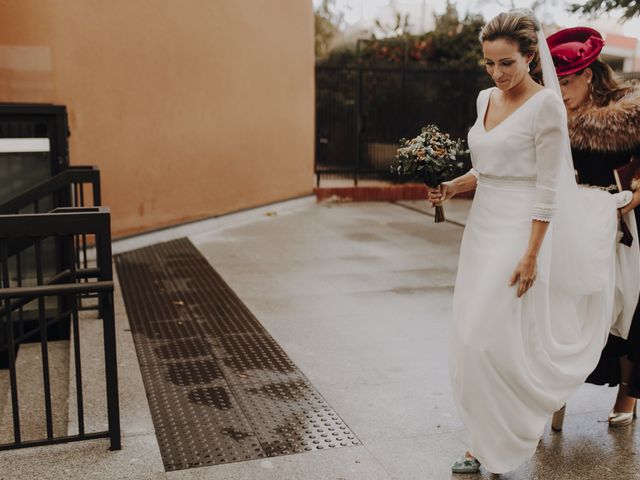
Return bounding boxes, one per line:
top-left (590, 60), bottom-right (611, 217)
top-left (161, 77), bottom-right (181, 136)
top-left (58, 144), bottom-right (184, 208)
top-left (479, 10), bottom-right (543, 85)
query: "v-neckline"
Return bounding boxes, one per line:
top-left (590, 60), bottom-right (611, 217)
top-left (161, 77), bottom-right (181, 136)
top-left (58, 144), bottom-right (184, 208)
top-left (482, 87), bottom-right (547, 133)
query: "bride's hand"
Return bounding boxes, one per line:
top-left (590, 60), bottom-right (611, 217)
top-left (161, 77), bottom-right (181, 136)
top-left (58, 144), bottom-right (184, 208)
top-left (426, 181), bottom-right (457, 207)
top-left (509, 255), bottom-right (537, 298)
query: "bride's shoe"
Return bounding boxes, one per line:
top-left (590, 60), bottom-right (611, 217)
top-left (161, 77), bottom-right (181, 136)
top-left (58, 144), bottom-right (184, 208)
top-left (608, 399), bottom-right (637, 428)
top-left (451, 452), bottom-right (481, 474)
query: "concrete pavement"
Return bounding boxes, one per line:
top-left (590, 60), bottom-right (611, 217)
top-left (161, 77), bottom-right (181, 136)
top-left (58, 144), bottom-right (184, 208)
top-left (1, 197), bottom-right (637, 479)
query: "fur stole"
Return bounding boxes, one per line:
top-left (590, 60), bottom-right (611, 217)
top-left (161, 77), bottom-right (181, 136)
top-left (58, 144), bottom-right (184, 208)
top-left (567, 81), bottom-right (640, 153)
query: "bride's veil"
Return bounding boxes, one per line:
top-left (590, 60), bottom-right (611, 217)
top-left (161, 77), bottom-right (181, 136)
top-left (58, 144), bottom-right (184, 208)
top-left (523, 10), bottom-right (618, 298)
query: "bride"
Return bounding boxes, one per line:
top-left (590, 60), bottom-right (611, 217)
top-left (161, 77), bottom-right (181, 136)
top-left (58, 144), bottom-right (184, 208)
top-left (428, 10), bottom-right (623, 474)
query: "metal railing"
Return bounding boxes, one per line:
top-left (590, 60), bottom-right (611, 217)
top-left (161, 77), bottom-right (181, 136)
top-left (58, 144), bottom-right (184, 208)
top-left (0, 166), bottom-right (101, 215)
top-left (0, 166), bottom-right (102, 344)
top-left (0, 207), bottom-right (120, 451)
top-left (315, 61), bottom-right (487, 186)
top-left (316, 57), bottom-right (640, 187)
top-left (0, 166), bottom-right (102, 274)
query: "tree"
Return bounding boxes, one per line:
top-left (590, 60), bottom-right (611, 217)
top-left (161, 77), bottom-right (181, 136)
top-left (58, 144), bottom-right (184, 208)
top-left (430, 3), bottom-right (484, 67)
top-left (569, 0), bottom-right (639, 20)
top-left (373, 11), bottom-right (411, 38)
top-left (315, 0), bottom-right (345, 59)
top-left (356, 2), bottom-right (484, 68)
top-left (434, 1), bottom-right (464, 35)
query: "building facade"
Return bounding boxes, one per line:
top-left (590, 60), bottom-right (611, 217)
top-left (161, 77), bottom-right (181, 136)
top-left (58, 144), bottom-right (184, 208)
top-left (0, 1), bottom-right (315, 237)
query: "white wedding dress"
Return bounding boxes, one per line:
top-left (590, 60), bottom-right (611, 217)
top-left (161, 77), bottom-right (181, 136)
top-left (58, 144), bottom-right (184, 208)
top-left (449, 86), bottom-right (619, 473)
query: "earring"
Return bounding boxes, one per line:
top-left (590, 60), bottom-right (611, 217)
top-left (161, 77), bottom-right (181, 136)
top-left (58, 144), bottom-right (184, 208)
top-left (588, 80), bottom-right (594, 101)
top-left (527, 64), bottom-right (530, 73)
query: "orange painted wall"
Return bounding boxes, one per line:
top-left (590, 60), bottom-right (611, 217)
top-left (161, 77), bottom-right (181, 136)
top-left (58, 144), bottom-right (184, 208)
top-left (0, 1), bottom-right (315, 237)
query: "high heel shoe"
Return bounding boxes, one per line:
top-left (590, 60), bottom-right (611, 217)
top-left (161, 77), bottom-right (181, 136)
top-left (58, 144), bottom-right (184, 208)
top-left (608, 397), bottom-right (637, 428)
top-left (551, 404), bottom-right (566, 431)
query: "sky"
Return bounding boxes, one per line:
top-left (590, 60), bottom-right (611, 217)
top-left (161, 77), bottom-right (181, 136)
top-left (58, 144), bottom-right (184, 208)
top-left (315, 0), bottom-right (640, 40)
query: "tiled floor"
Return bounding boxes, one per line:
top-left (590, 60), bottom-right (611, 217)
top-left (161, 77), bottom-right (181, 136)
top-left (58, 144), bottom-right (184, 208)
top-left (115, 238), bottom-right (359, 471)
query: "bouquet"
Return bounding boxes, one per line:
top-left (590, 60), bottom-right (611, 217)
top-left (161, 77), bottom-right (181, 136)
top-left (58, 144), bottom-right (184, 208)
top-left (391, 124), bottom-right (468, 223)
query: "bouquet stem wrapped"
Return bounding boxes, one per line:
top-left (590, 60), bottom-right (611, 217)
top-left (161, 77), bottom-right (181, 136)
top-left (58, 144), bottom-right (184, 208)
top-left (434, 203), bottom-right (445, 223)
top-left (391, 125), bottom-right (468, 223)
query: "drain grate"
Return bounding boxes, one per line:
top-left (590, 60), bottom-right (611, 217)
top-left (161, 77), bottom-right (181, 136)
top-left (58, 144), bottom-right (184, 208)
top-left (115, 238), bottom-right (359, 471)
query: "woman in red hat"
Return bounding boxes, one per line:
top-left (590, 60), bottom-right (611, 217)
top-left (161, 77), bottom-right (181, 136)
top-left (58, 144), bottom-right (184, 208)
top-left (549, 26), bottom-right (640, 427)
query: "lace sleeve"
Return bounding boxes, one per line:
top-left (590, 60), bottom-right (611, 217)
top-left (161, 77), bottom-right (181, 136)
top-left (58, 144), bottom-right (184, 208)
top-left (531, 91), bottom-right (566, 222)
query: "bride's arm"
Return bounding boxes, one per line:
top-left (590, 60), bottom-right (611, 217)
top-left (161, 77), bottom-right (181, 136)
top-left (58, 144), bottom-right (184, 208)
top-left (511, 92), bottom-right (566, 297)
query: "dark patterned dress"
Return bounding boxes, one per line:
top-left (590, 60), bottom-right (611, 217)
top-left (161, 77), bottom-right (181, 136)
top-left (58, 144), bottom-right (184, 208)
top-left (569, 84), bottom-right (640, 398)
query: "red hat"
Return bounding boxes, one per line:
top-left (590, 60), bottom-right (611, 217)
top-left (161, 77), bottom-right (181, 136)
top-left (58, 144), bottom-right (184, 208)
top-left (546, 27), bottom-right (605, 77)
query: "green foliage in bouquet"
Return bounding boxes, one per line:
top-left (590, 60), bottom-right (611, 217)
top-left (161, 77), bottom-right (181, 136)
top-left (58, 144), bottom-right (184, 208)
top-left (391, 124), bottom-right (468, 188)
top-left (391, 124), bottom-right (468, 223)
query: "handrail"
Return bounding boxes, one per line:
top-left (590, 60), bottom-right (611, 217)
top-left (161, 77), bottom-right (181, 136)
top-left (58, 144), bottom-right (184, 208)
top-left (0, 166), bottom-right (102, 264)
top-left (0, 207), bottom-right (110, 237)
top-left (2, 267), bottom-right (102, 317)
top-left (0, 166), bottom-right (101, 214)
top-left (0, 281), bottom-right (114, 300)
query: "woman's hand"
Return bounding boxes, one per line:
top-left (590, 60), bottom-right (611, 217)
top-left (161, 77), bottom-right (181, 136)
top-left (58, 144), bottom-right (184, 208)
top-left (426, 181), bottom-right (457, 207)
top-left (509, 254), bottom-right (537, 298)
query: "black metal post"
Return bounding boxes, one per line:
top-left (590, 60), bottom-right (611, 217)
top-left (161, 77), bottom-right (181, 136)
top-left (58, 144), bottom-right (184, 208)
top-left (96, 215), bottom-right (121, 451)
top-left (401, 39), bottom-right (408, 138)
top-left (355, 49), bottom-right (363, 187)
top-left (35, 239), bottom-right (54, 439)
top-left (66, 235), bottom-right (85, 437)
top-left (2, 241), bottom-right (21, 444)
top-left (92, 169), bottom-right (102, 206)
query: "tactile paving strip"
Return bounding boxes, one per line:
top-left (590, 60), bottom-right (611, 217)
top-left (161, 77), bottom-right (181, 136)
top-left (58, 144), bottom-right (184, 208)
top-left (115, 238), bottom-right (360, 471)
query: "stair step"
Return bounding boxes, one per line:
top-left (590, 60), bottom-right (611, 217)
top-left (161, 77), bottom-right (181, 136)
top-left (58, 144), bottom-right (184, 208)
top-left (0, 340), bottom-right (70, 444)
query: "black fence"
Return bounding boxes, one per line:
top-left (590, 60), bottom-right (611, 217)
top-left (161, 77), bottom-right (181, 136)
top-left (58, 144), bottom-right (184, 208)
top-left (0, 166), bottom-right (101, 215)
top-left (0, 165), bottom-right (120, 451)
top-left (0, 206), bottom-right (120, 451)
top-left (0, 166), bottom-right (103, 351)
top-left (316, 57), bottom-right (640, 186)
top-left (315, 61), bottom-right (491, 185)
